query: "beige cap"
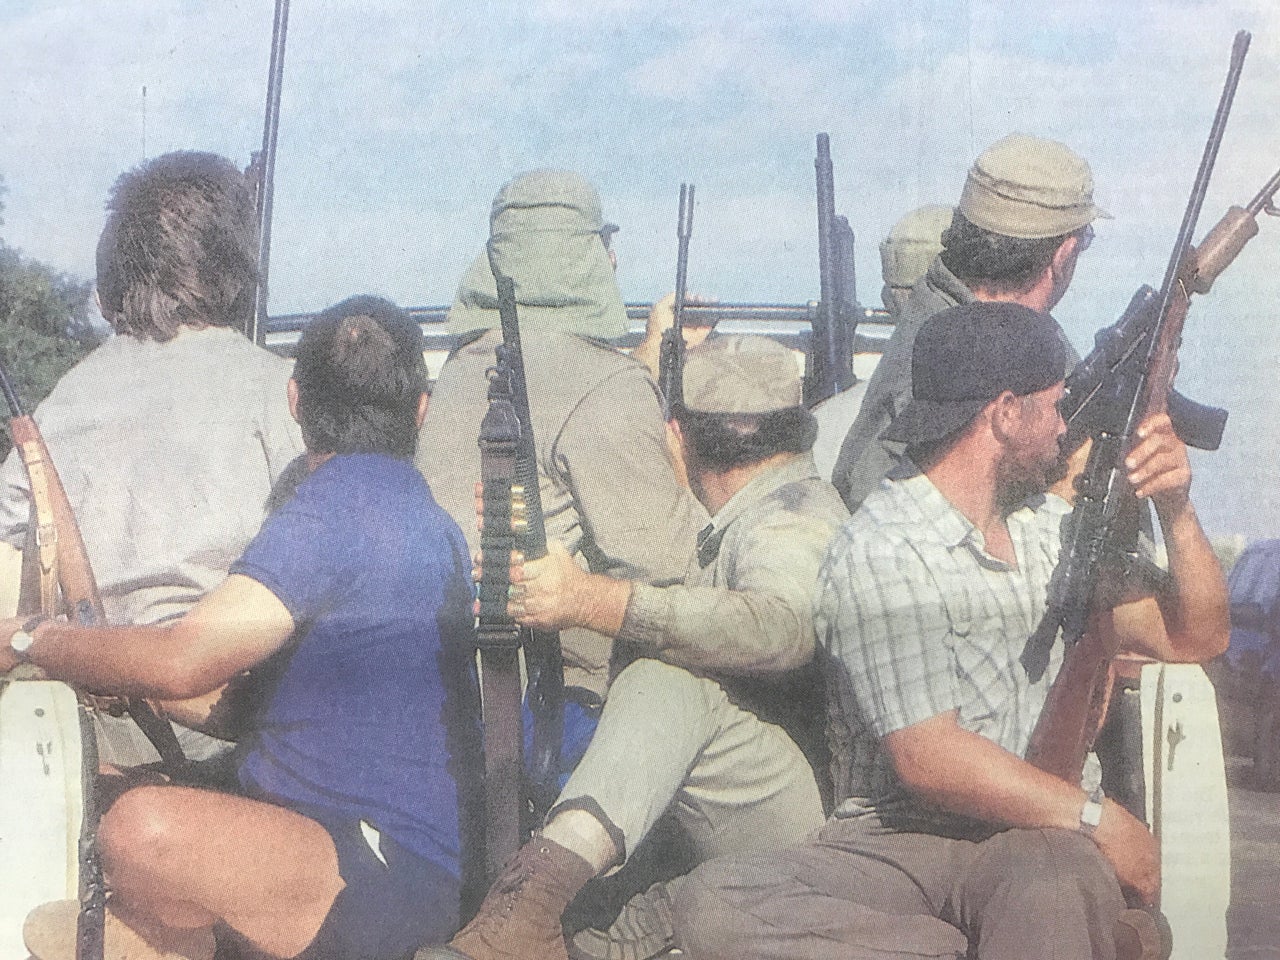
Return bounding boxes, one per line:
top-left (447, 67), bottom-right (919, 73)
top-left (958, 134), bottom-right (1109, 240)
top-left (880, 204), bottom-right (954, 289)
top-left (682, 335), bottom-right (802, 415)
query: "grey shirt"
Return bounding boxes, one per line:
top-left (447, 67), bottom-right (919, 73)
top-left (831, 257), bottom-right (972, 509)
top-left (0, 325), bottom-right (302, 626)
top-left (419, 328), bottom-right (706, 698)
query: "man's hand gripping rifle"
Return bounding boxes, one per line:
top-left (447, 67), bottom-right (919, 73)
top-left (475, 250), bottom-right (565, 880)
top-left (1023, 31), bottom-right (1271, 785)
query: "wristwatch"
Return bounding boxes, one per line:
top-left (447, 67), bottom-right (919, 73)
top-left (9, 615), bottom-right (48, 662)
top-left (1078, 785), bottom-right (1105, 837)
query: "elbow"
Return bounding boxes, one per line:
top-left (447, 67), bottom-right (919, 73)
top-left (151, 653), bottom-right (222, 701)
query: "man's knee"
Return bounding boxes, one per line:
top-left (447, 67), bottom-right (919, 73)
top-left (611, 658), bottom-right (706, 701)
top-left (978, 828), bottom-right (1122, 914)
top-left (99, 784), bottom-right (187, 871)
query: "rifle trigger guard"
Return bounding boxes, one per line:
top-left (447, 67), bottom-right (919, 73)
top-left (1264, 198), bottom-right (1280, 217)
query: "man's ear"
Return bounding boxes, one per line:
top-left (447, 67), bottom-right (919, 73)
top-left (415, 391), bottom-right (429, 430)
top-left (287, 378), bottom-right (301, 426)
top-left (1050, 232), bottom-right (1081, 278)
top-left (989, 390), bottom-right (1023, 442)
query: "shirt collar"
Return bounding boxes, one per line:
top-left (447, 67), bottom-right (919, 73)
top-left (696, 453), bottom-right (819, 567)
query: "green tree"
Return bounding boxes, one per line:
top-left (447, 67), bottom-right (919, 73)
top-left (0, 173), bottom-right (101, 456)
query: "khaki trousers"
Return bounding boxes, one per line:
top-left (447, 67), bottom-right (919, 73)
top-left (554, 658), bottom-right (824, 864)
top-left (674, 816), bottom-right (1125, 960)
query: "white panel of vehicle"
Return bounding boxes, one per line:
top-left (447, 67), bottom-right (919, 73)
top-left (0, 681), bottom-right (84, 960)
top-left (1142, 663), bottom-right (1230, 960)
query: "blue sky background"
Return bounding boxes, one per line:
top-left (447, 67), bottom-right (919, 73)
top-left (2, 0), bottom-right (1278, 538)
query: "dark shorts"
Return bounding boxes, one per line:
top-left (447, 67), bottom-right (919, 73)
top-left (300, 813), bottom-right (461, 960)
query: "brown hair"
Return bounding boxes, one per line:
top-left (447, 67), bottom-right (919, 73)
top-left (96, 151), bottom-right (257, 341)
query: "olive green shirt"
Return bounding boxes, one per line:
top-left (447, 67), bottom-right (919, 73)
top-left (419, 329), bottom-right (705, 698)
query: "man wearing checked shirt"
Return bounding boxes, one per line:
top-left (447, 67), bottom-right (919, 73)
top-left (673, 301), bottom-right (1229, 960)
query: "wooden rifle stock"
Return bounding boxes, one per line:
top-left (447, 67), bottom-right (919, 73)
top-left (1025, 31), bottom-right (1251, 785)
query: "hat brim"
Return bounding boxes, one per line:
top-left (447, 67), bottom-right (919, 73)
top-left (882, 397), bottom-right (988, 446)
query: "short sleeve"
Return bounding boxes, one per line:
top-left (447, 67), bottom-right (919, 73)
top-left (230, 482), bottom-right (347, 623)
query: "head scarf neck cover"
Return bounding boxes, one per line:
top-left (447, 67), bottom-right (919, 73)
top-left (448, 169), bottom-right (630, 339)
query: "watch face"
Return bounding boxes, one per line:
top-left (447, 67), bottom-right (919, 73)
top-left (10, 630), bottom-right (34, 655)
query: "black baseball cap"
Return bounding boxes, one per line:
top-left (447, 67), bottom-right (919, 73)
top-left (883, 301), bottom-right (1066, 446)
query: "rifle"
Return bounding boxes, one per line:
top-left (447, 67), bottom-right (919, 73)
top-left (475, 252), bottom-right (565, 879)
top-left (245, 0), bottom-right (291, 346)
top-left (657, 183), bottom-right (695, 418)
top-left (0, 357), bottom-right (189, 960)
top-left (804, 133), bottom-right (858, 406)
top-left (1023, 30), bottom-right (1252, 784)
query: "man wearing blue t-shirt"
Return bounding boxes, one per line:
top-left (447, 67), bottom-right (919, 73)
top-left (3, 297), bottom-right (481, 960)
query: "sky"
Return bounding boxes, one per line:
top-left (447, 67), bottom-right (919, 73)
top-left (2, 0), bottom-right (1279, 539)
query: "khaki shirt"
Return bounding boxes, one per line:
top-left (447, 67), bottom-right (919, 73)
top-left (0, 326), bottom-right (302, 627)
top-left (621, 453), bottom-right (848, 676)
top-left (419, 329), bottom-right (705, 698)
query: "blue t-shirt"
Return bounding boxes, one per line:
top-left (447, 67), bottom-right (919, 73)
top-left (231, 453), bottom-right (480, 880)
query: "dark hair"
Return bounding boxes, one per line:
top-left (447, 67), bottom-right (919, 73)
top-left (673, 406), bottom-right (817, 472)
top-left (938, 211), bottom-right (1070, 294)
top-left (292, 296), bottom-right (428, 459)
top-left (96, 151), bottom-right (258, 341)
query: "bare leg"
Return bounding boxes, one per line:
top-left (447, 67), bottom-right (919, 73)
top-left (98, 784), bottom-right (344, 959)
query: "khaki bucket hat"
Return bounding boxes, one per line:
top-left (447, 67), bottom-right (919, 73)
top-left (959, 134), bottom-right (1110, 240)
top-left (682, 335), bottom-right (803, 415)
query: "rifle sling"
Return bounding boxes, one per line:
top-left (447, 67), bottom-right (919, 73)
top-left (17, 440), bottom-right (60, 615)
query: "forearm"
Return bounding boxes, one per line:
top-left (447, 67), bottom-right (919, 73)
top-left (890, 718), bottom-right (1086, 831)
top-left (24, 620), bottom-right (222, 700)
top-left (1154, 498), bottom-right (1229, 660)
top-left (619, 582), bottom-right (813, 674)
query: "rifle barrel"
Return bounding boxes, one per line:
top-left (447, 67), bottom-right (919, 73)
top-left (1155, 30), bottom-right (1249, 310)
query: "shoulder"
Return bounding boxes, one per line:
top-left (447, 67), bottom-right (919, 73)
top-left (821, 480), bottom-right (946, 587)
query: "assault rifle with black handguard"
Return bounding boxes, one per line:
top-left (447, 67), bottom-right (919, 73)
top-left (805, 132), bottom-right (859, 407)
top-left (657, 183), bottom-right (695, 419)
top-left (475, 251), bottom-right (565, 880)
top-left (1023, 30), bottom-right (1255, 785)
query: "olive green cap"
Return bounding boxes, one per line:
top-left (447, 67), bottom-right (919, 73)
top-left (682, 335), bottom-right (803, 415)
top-left (958, 134), bottom-right (1110, 240)
top-left (880, 204), bottom-right (954, 289)
top-left (447, 169), bottom-right (629, 339)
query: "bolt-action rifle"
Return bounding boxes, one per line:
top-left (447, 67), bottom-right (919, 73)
top-left (1023, 30), bottom-right (1256, 785)
top-left (657, 183), bottom-right (695, 419)
top-left (0, 356), bottom-right (191, 960)
top-left (804, 133), bottom-right (859, 407)
top-left (475, 252), bottom-right (565, 880)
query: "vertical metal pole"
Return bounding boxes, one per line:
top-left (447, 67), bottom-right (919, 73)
top-left (249, 0), bottom-right (291, 345)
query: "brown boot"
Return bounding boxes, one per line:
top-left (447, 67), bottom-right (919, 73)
top-left (421, 838), bottom-right (596, 960)
top-left (24, 899), bottom-right (216, 960)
